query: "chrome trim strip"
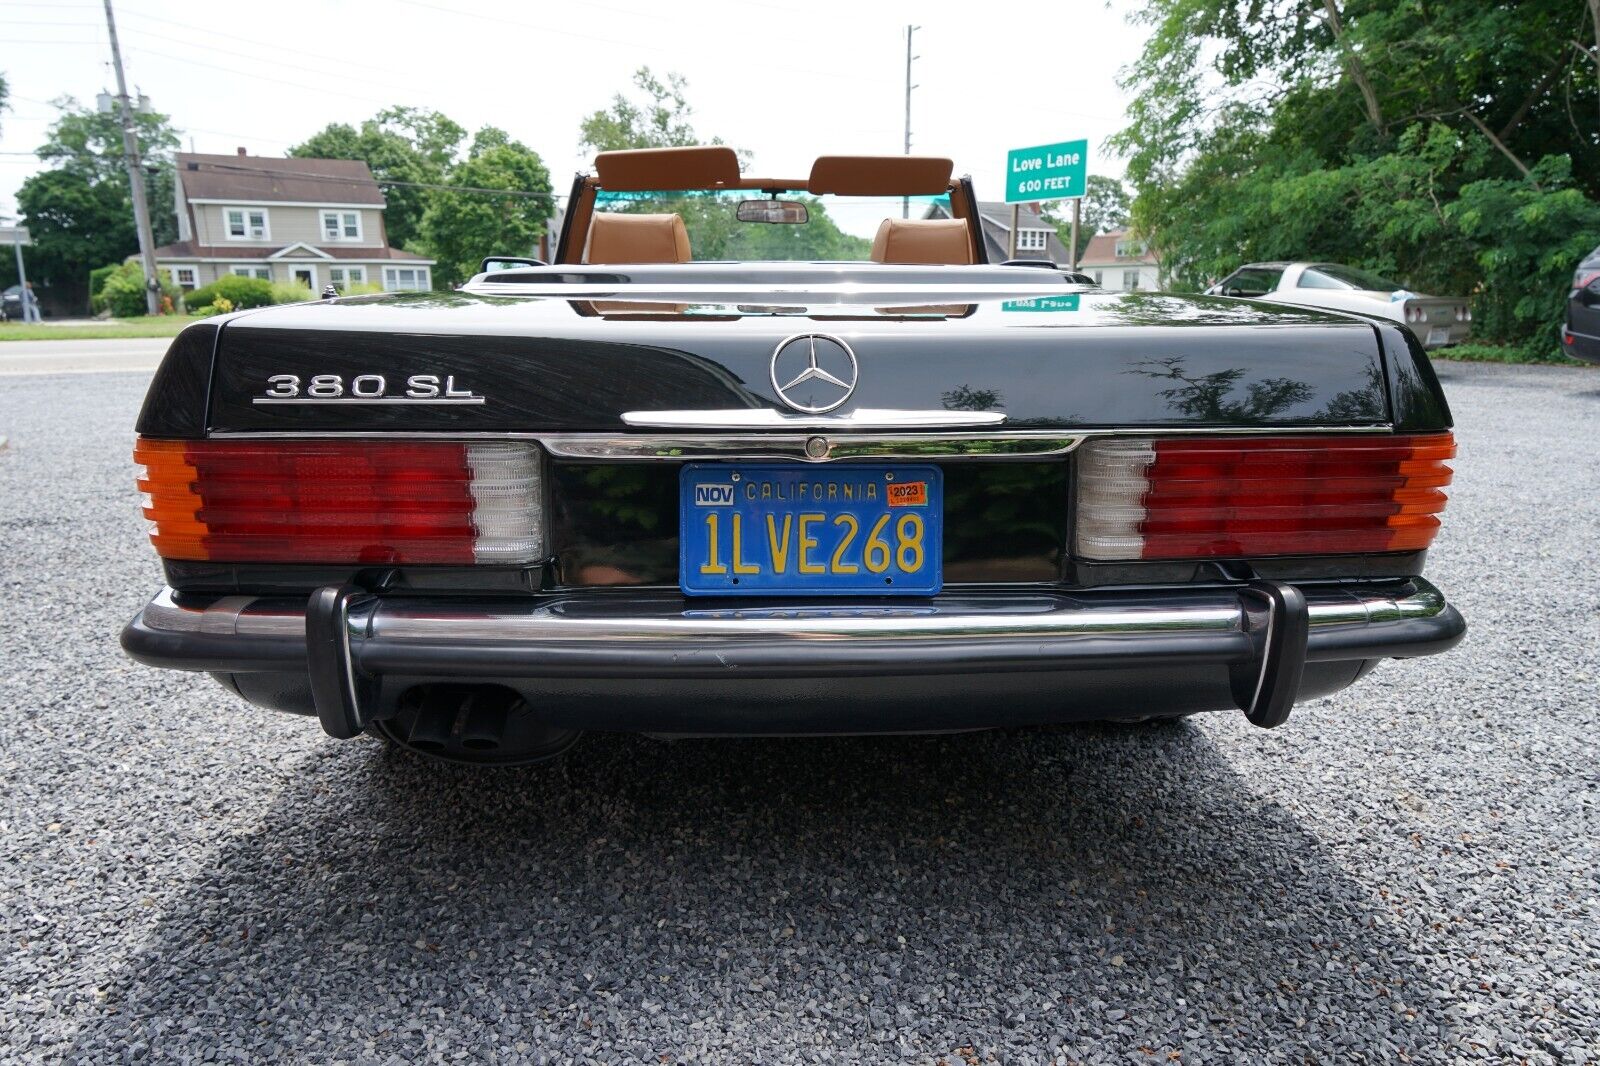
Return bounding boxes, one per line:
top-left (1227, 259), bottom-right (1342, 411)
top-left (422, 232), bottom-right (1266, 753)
top-left (139, 579), bottom-right (1448, 648)
top-left (252, 397), bottom-right (485, 406)
top-left (462, 282), bottom-right (1098, 298)
top-left (542, 431), bottom-right (1080, 462)
top-left (203, 424), bottom-right (1393, 461)
top-left (362, 595), bottom-right (1245, 646)
top-left (621, 407), bottom-right (1006, 429)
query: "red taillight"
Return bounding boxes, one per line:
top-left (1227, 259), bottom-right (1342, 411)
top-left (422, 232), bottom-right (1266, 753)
top-left (1075, 433), bottom-right (1455, 561)
top-left (135, 439), bottom-right (545, 564)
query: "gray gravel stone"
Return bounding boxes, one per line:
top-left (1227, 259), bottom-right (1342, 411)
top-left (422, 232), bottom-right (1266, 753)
top-left (0, 360), bottom-right (1596, 1064)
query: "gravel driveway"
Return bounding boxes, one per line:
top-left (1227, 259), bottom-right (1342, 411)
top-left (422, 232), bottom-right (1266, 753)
top-left (1, 361), bottom-right (1596, 1064)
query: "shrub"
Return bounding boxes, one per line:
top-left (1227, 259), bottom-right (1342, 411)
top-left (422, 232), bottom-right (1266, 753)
top-left (191, 295), bottom-right (236, 318)
top-left (98, 261), bottom-right (180, 318)
top-left (88, 263), bottom-right (120, 314)
top-left (268, 280), bottom-right (315, 304)
top-left (1447, 157), bottom-right (1600, 353)
top-left (338, 281), bottom-right (386, 297)
top-left (184, 274), bottom-right (275, 312)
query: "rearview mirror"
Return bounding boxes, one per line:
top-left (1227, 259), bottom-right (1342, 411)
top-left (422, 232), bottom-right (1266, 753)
top-left (479, 256), bottom-right (546, 274)
top-left (737, 199), bottom-right (808, 224)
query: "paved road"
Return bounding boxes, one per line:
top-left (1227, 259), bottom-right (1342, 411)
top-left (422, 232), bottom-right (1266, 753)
top-left (0, 338), bottom-right (169, 377)
top-left (0, 363), bottom-right (1596, 1064)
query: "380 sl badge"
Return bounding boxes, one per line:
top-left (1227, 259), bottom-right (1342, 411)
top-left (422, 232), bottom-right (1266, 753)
top-left (252, 373), bottom-right (485, 405)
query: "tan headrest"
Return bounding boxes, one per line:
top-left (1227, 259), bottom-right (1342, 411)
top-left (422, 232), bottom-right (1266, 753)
top-left (595, 146), bottom-right (740, 191)
top-left (809, 156), bottom-right (953, 195)
top-left (585, 213), bottom-right (692, 264)
top-left (870, 218), bottom-right (973, 265)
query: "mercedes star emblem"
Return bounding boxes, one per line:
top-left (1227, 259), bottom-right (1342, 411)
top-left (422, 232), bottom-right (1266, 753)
top-left (769, 333), bottom-right (859, 415)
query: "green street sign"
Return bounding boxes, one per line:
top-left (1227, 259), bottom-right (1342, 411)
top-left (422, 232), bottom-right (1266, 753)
top-left (1005, 139), bottom-right (1088, 203)
top-left (1002, 295), bottom-right (1081, 313)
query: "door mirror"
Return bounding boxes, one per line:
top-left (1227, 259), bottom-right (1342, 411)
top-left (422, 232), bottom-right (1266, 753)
top-left (736, 199), bottom-right (808, 224)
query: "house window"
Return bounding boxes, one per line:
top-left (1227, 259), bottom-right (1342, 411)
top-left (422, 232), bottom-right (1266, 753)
top-left (383, 266), bottom-right (428, 291)
top-left (1123, 269), bottom-right (1142, 291)
top-left (321, 210), bottom-right (362, 242)
top-left (1114, 238), bottom-right (1145, 258)
top-left (230, 265), bottom-right (271, 280)
top-left (165, 266), bottom-right (199, 290)
top-left (328, 266), bottom-right (365, 291)
top-left (1016, 229), bottom-right (1048, 252)
top-left (225, 207), bottom-right (269, 240)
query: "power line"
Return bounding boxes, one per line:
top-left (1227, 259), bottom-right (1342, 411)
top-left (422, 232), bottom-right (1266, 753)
top-left (121, 45), bottom-right (415, 108)
top-left (118, 9), bottom-right (410, 79)
top-left (122, 26), bottom-right (414, 90)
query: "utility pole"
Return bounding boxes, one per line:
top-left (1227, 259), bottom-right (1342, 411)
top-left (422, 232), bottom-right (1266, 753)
top-left (103, 0), bottom-right (160, 315)
top-left (1070, 199), bottom-right (1080, 270)
top-left (903, 24), bottom-right (918, 219)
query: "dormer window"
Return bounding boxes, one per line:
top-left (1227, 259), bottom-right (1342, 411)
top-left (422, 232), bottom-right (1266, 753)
top-left (321, 210), bottom-right (362, 242)
top-left (225, 207), bottom-right (269, 241)
top-left (1115, 238), bottom-right (1145, 258)
top-left (1016, 229), bottom-right (1048, 252)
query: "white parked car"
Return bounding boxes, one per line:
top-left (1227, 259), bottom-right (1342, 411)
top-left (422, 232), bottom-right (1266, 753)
top-left (1207, 262), bottom-right (1471, 348)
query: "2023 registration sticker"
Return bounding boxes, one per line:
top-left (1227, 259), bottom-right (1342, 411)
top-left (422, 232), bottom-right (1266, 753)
top-left (679, 463), bottom-right (943, 597)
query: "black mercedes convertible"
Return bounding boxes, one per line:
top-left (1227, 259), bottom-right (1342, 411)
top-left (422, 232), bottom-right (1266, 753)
top-left (122, 147), bottom-right (1465, 765)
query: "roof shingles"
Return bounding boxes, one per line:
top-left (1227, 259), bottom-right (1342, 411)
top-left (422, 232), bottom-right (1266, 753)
top-left (177, 153), bottom-right (385, 206)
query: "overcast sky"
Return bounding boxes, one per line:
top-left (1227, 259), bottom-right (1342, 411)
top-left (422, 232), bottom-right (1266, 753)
top-left (0, 0), bottom-right (1148, 236)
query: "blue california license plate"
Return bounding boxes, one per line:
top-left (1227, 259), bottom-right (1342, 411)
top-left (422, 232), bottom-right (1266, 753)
top-left (680, 463), bottom-right (943, 596)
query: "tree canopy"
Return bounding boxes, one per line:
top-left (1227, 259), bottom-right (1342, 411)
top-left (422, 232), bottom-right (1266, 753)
top-left (421, 126), bottom-right (553, 285)
top-left (1112, 0), bottom-right (1600, 354)
top-left (1044, 175), bottom-right (1131, 259)
top-left (292, 107), bottom-right (552, 287)
top-left (11, 97), bottom-right (181, 310)
top-left (580, 67), bottom-right (749, 169)
top-left (578, 68), bottom-right (864, 259)
top-left (290, 107), bottom-right (465, 251)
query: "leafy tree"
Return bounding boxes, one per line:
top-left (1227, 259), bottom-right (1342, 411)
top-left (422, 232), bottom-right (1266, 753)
top-left (0, 73), bottom-right (9, 138)
top-left (13, 98), bottom-right (181, 310)
top-left (1111, 0), bottom-right (1600, 354)
top-left (291, 107), bottom-right (465, 251)
top-left (1044, 175), bottom-right (1131, 259)
top-left (579, 67), bottom-right (750, 168)
top-left (422, 127), bottom-right (553, 286)
top-left (16, 168), bottom-right (135, 306)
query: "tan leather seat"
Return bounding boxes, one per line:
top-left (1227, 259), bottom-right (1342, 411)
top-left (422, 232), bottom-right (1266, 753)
top-left (585, 213), bottom-right (692, 264)
top-left (870, 218), bottom-right (973, 265)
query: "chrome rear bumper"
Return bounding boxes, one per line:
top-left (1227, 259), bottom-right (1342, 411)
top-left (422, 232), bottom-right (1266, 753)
top-left (122, 578), bottom-right (1463, 737)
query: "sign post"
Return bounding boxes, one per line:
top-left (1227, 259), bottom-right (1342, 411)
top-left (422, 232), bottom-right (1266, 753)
top-left (0, 225), bottom-right (37, 322)
top-left (1004, 138), bottom-right (1088, 269)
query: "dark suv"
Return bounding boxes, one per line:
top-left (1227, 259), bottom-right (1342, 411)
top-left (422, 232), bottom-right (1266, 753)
top-left (1563, 246), bottom-right (1600, 363)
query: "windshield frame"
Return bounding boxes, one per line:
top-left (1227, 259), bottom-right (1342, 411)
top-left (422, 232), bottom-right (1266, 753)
top-left (587, 187), bottom-right (957, 264)
top-left (554, 171), bottom-right (986, 266)
top-left (1300, 263), bottom-right (1404, 292)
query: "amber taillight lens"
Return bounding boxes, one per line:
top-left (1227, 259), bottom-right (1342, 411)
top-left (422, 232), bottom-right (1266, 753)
top-left (1075, 433), bottom-right (1455, 560)
top-left (134, 438), bottom-right (545, 564)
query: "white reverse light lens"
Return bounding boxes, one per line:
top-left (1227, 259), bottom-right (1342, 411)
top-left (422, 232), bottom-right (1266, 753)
top-left (1075, 438), bottom-right (1155, 561)
top-left (466, 442), bottom-right (546, 563)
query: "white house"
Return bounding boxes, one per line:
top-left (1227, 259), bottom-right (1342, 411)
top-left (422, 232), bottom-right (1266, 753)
top-left (151, 149), bottom-right (434, 293)
top-left (1079, 229), bottom-right (1160, 292)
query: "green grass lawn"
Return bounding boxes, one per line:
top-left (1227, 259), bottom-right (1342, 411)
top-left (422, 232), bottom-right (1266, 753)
top-left (0, 315), bottom-right (207, 341)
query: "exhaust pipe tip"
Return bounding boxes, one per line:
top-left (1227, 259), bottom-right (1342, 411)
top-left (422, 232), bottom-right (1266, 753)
top-left (379, 685), bottom-right (580, 766)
